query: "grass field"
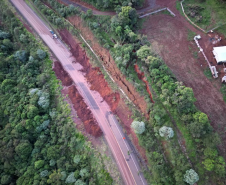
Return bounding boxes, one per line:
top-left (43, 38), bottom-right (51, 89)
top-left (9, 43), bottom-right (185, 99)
top-left (183, 0), bottom-right (226, 31)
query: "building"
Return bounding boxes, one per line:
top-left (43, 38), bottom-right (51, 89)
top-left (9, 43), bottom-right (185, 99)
top-left (213, 46), bottom-right (226, 64)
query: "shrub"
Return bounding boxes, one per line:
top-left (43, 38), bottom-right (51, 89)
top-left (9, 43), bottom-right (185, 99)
top-left (131, 121), bottom-right (145, 134)
top-left (184, 169), bottom-right (199, 185)
top-left (37, 49), bottom-right (46, 59)
top-left (159, 126), bottom-right (174, 139)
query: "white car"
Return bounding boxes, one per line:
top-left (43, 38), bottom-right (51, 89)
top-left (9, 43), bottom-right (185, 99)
top-left (49, 30), bottom-right (57, 39)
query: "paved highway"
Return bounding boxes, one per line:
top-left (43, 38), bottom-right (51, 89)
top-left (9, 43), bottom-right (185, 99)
top-left (11, 0), bottom-right (148, 184)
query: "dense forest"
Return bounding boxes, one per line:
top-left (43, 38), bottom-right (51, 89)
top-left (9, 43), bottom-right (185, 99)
top-left (0, 1), bottom-right (112, 185)
top-left (32, 0), bottom-right (226, 184)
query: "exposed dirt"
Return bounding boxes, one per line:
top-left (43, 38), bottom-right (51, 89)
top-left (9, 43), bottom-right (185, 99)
top-left (53, 61), bottom-right (102, 137)
top-left (53, 61), bottom-right (73, 86)
top-left (140, 0), bottom-right (226, 159)
top-left (134, 64), bottom-right (154, 104)
top-left (67, 15), bottom-right (149, 116)
top-left (68, 85), bottom-right (103, 137)
top-left (57, 28), bottom-right (148, 162)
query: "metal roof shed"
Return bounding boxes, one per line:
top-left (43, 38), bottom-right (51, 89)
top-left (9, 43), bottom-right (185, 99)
top-left (213, 46), bottom-right (226, 64)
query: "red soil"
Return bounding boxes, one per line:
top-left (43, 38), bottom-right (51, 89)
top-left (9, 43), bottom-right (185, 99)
top-left (67, 15), bottom-right (148, 116)
top-left (134, 64), bottom-right (154, 104)
top-left (53, 61), bottom-right (102, 137)
top-left (58, 29), bottom-right (121, 112)
top-left (53, 61), bottom-right (73, 86)
top-left (57, 28), bottom-right (148, 162)
top-left (68, 85), bottom-right (103, 137)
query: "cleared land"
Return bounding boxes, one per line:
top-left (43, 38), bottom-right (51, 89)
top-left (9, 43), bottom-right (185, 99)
top-left (140, 0), bottom-right (226, 160)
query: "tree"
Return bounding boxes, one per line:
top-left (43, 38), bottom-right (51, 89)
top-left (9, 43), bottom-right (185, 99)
top-left (0, 30), bottom-right (10, 39)
top-left (137, 45), bottom-right (151, 62)
top-left (65, 172), bottom-right (76, 183)
top-left (15, 141), bottom-right (32, 160)
top-left (47, 170), bottom-right (62, 184)
top-left (75, 179), bottom-right (86, 185)
top-left (1, 79), bottom-right (16, 92)
top-left (171, 82), bottom-right (196, 114)
top-left (131, 121), bottom-right (145, 134)
top-left (159, 126), bottom-right (174, 139)
top-left (37, 49), bottom-right (46, 59)
top-left (35, 160), bottom-right (45, 169)
top-left (184, 169), bottom-right (199, 185)
top-left (38, 91), bottom-right (50, 109)
top-left (27, 105), bottom-right (39, 119)
top-left (1, 175), bottom-right (12, 185)
top-left (40, 170), bottom-right (49, 178)
top-left (14, 50), bottom-right (28, 62)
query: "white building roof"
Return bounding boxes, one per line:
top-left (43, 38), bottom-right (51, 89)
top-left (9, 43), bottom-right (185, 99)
top-left (213, 46), bottom-right (226, 63)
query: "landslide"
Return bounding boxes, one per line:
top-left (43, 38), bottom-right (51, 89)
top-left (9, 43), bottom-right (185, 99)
top-left (58, 29), bottom-right (148, 161)
top-left (59, 29), bottom-right (120, 112)
top-left (53, 61), bottom-right (102, 137)
top-left (68, 85), bottom-right (102, 137)
top-left (67, 15), bottom-right (148, 116)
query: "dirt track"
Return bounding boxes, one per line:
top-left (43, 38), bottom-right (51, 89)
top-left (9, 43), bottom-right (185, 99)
top-left (140, 0), bottom-right (226, 159)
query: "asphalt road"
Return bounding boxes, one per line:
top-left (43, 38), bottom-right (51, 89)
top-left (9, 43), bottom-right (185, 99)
top-left (11, 0), bottom-right (148, 184)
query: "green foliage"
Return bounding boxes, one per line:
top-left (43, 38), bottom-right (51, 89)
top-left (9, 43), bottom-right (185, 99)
top-left (159, 126), bottom-right (174, 139)
top-left (15, 141), bottom-right (32, 160)
top-left (131, 120), bottom-right (145, 134)
top-left (35, 160), bottom-right (45, 169)
top-left (183, 169), bottom-right (199, 185)
top-left (65, 172), bottom-right (76, 183)
top-left (37, 49), bottom-right (46, 59)
top-left (1, 175), bottom-right (11, 185)
top-left (14, 50), bottom-right (28, 62)
top-left (40, 170), bottom-right (49, 178)
top-left (0, 2), bottom-right (112, 185)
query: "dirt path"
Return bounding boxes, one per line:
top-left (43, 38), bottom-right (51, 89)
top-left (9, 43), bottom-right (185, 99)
top-left (140, 0), bottom-right (226, 159)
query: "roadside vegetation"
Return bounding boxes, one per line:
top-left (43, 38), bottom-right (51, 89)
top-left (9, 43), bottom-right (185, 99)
top-left (75, 0), bottom-right (145, 10)
top-left (0, 1), bottom-right (112, 184)
top-left (27, 0), bottom-right (226, 184)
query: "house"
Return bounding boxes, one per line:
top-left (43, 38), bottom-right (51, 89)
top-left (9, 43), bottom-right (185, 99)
top-left (213, 46), bottom-right (226, 64)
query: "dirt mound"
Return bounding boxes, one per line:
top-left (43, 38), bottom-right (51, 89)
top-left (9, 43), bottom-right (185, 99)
top-left (68, 85), bottom-right (102, 137)
top-left (53, 61), bottom-right (102, 137)
top-left (53, 61), bottom-right (73, 86)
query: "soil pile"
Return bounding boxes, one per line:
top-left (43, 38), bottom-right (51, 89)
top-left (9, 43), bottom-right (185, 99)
top-left (53, 61), bottom-right (102, 137)
top-left (53, 61), bottom-right (73, 86)
top-left (68, 85), bottom-right (103, 137)
top-left (58, 29), bottom-right (120, 112)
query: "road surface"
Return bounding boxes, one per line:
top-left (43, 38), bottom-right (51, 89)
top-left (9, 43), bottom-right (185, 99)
top-left (11, 0), bottom-right (148, 184)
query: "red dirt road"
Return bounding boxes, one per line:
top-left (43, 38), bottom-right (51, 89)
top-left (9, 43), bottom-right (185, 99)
top-left (11, 0), bottom-right (147, 184)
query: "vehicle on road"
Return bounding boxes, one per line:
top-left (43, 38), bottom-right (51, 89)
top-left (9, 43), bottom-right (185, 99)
top-left (49, 29), bottom-right (57, 39)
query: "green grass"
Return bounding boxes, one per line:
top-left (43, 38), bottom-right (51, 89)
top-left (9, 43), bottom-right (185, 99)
top-left (216, 24), bottom-right (226, 37)
top-left (183, 0), bottom-right (226, 30)
top-left (187, 29), bottom-right (196, 41)
top-left (203, 67), bottom-right (213, 80)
